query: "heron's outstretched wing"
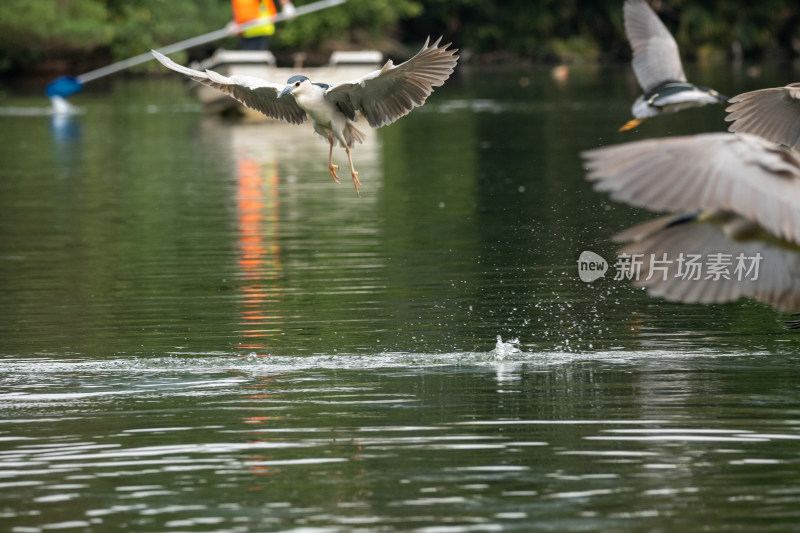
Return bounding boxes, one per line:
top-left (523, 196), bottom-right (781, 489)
top-left (624, 0), bottom-right (686, 92)
top-left (151, 50), bottom-right (307, 125)
top-left (614, 214), bottom-right (800, 312)
top-left (582, 132), bottom-right (800, 245)
top-left (726, 84), bottom-right (800, 151)
top-left (324, 36), bottom-right (459, 128)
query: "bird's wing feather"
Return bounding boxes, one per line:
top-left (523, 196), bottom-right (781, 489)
top-left (323, 36), bottom-right (459, 128)
top-left (582, 132), bottom-right (800, 245)
top-left (151, 50), bottom-right (307, 125)
top-left (617, 219), bottom-right (800, 311)
top-left (726, 84), bottom-right (800, 151)
top-left (624, 0), bottom-right (687, 91)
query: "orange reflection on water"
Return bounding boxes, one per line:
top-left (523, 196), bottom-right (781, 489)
top-left (236, 157), bottom-right (283, 356)
top-left (242, 415), bottom-right (282, 423)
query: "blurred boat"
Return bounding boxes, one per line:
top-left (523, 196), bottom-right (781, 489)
top-left (189, 48), bottom-right (383, 118)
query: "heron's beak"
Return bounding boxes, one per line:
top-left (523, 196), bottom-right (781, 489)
top-left (278, 86), bottom-right (293, 99)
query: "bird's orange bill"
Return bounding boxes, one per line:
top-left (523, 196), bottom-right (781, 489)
top-left (619, 117), bottom-right (645, 132)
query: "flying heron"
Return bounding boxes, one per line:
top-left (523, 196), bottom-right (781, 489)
top-left (152, 37), bottom-right (458, 195)
top-left (619, 0), bottom-right (727, 132)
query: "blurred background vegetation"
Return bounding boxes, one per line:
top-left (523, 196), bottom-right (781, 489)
top-left (1, 0), bottom-right (799, 74)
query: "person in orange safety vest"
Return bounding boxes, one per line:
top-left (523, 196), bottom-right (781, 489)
top-left (230, 0), bottom-right (296, 50)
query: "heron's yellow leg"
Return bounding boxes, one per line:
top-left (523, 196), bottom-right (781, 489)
top-left (345, 146), bottom-right (361, 195)
top-left (328, 138), bottom-right (340, 183)
top-left (619, 117), bottom-right (645, 132)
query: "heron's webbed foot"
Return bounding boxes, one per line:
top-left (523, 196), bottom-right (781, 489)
top-left (327, 137), bottom-right (340, 184)
top-left (345, 146), bottom-right (361, 196)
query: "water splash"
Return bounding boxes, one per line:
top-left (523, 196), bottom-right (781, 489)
top-left (492, 335), bottom-right (522, 360)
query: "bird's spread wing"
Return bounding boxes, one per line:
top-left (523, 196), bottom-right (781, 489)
top-left (582, 132), bottom-right (800, 245)
top-left (615, 215), bottom-right (800, 311)
top-left (624, 0), bottom-right (686, 92)
top-left (151, 50), bottom-right (307, 125)
top-left (323, 36), bottom-right (459, 129)
top-left (726, 83), bottom-right (800, 151)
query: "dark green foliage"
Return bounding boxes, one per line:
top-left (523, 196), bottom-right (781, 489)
top-left (1, 0), bottom-right (798, 73)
